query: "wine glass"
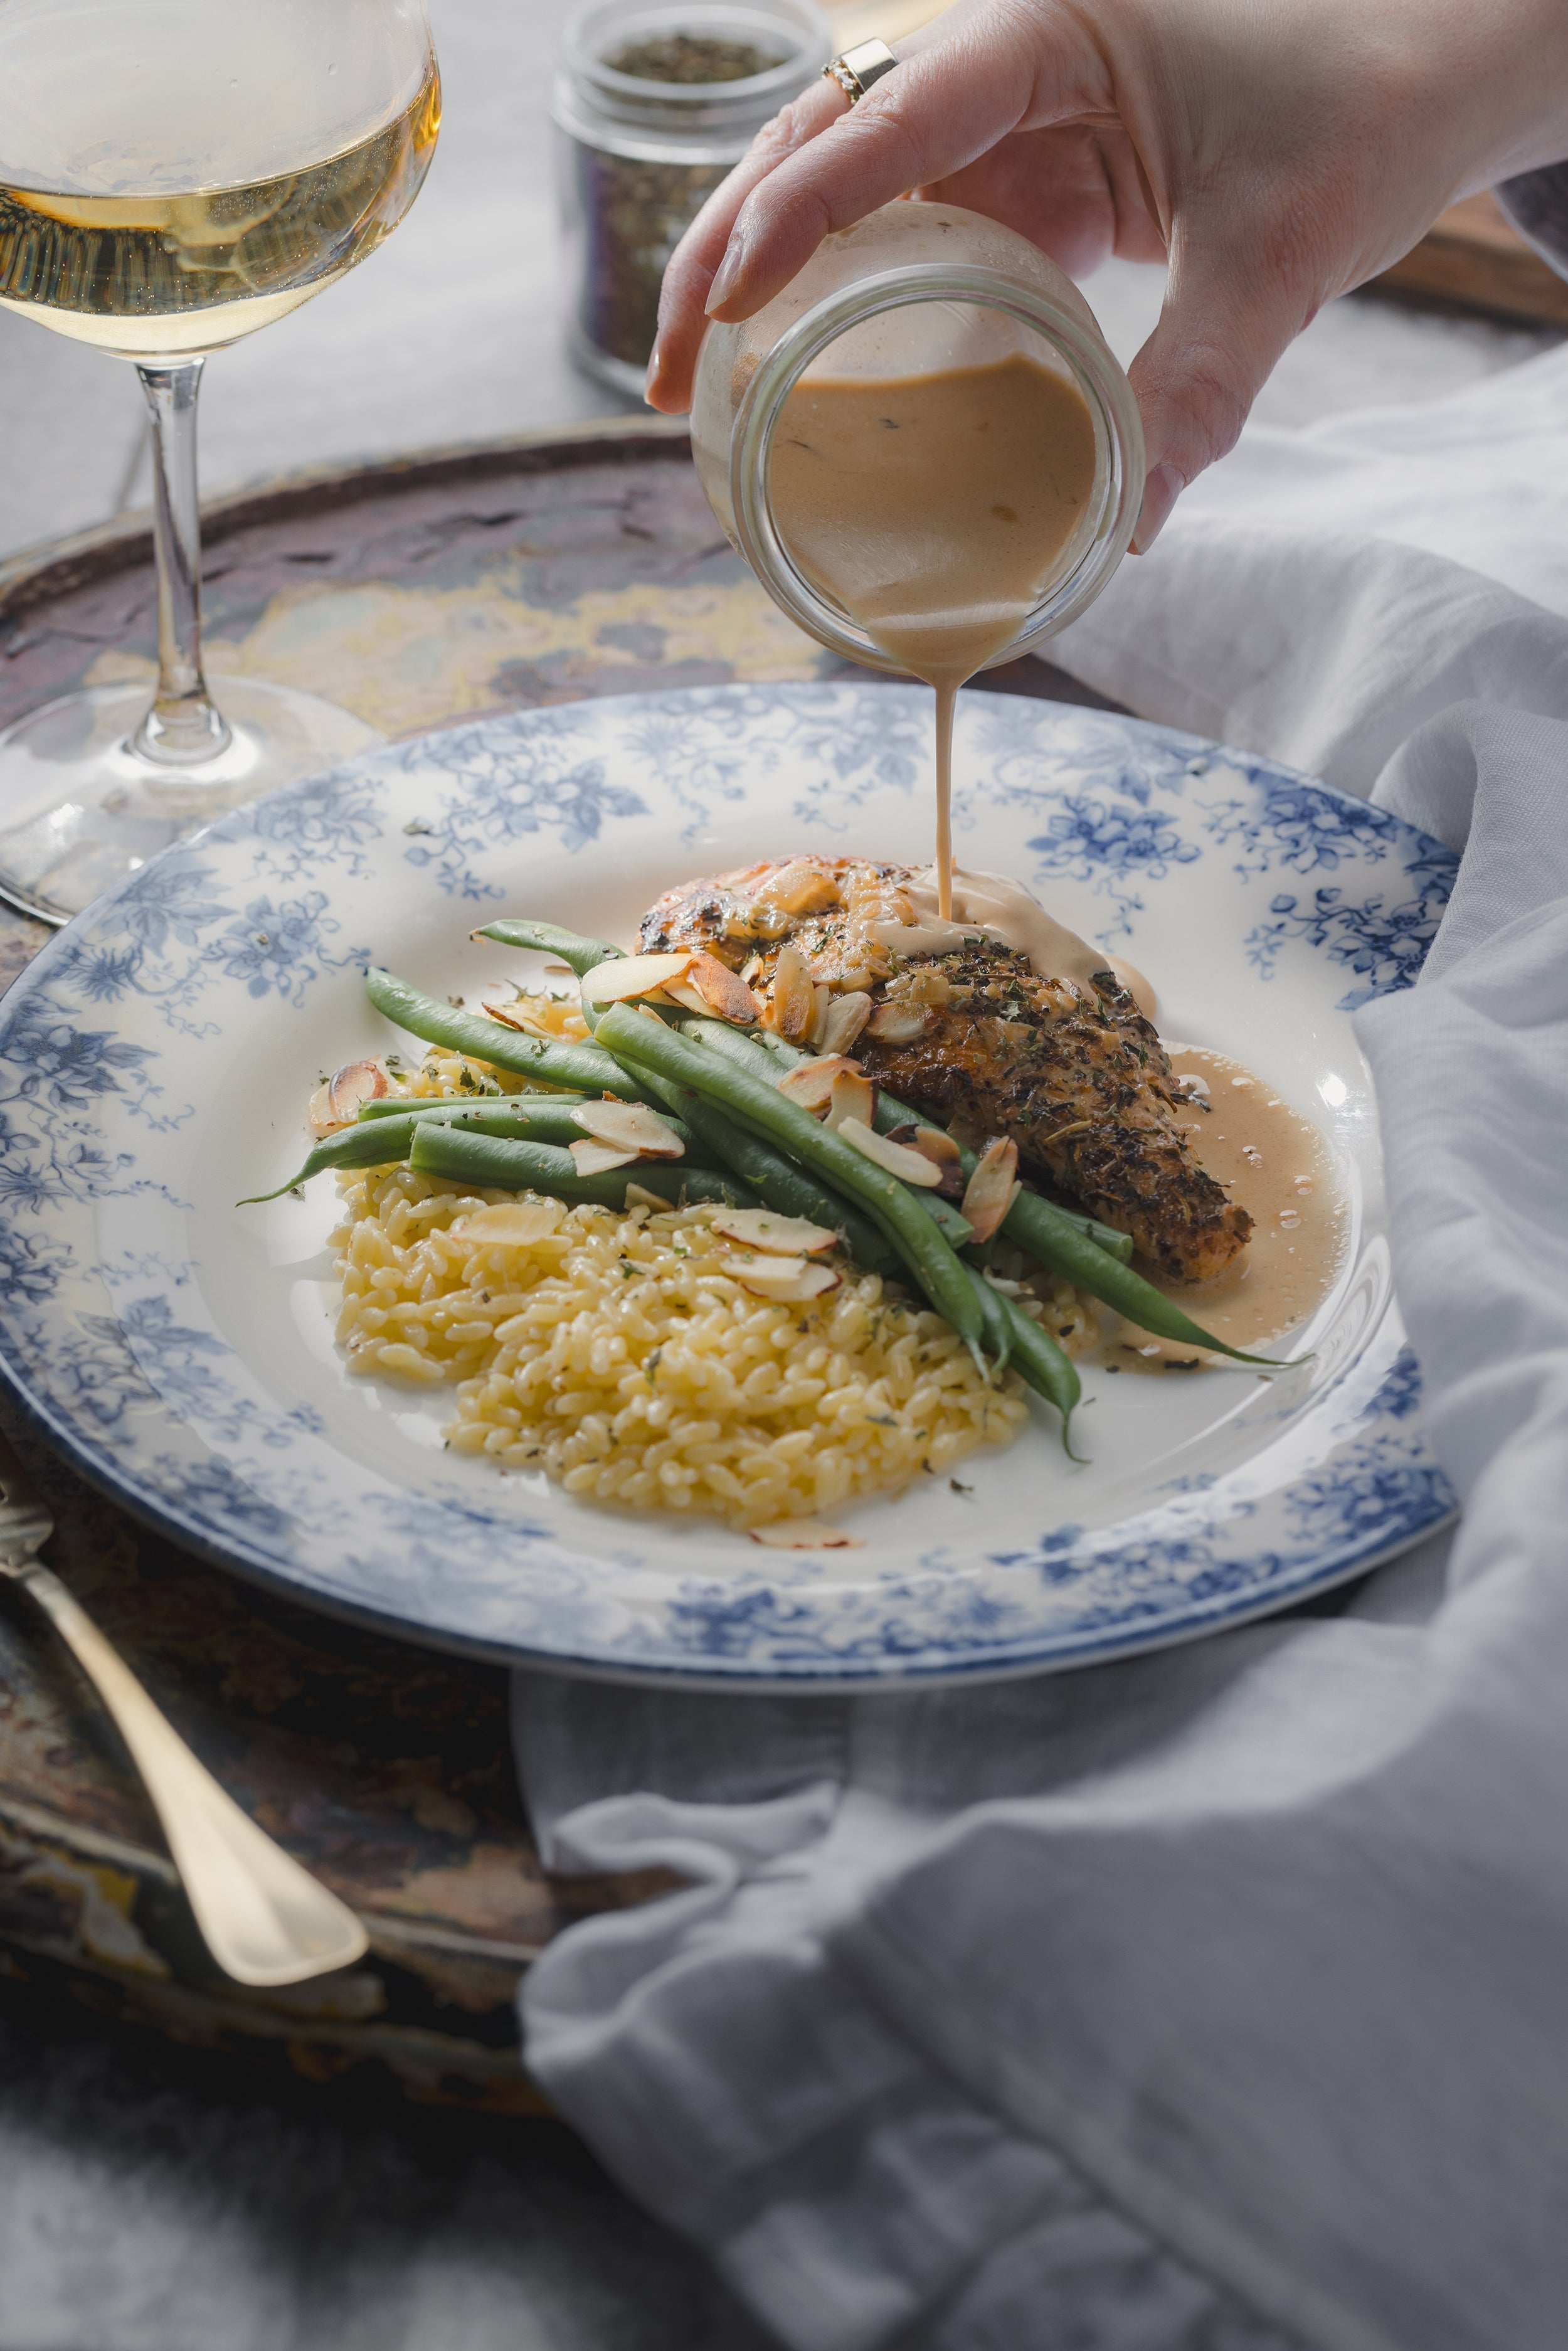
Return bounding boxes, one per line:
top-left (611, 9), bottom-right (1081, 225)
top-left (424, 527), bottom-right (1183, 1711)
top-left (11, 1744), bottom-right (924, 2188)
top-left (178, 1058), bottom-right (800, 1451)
top-left (0, 0), bottom-right (440, 923)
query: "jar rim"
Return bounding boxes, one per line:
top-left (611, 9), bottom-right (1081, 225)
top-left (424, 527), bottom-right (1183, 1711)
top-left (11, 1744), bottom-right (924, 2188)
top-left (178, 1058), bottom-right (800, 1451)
top-left (727, 262), bottom-right (1148, 677)
top-left (561, 0), bottom-right (830, 114)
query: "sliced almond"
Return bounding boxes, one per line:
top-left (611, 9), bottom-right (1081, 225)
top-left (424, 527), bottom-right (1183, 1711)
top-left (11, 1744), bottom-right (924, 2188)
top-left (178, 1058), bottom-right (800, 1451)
top-left (960, 1137), bottom-right (1021, 1243)
top-left (776, 1054), bottom-right (860, 1114)
top-left (580, 950), bottom-right (693, 1004)
top-left (660, 979), bottom-right (712, 1017)
top-left (569, 1137), bottom-right (640, 1176)
top-left (837, 1117), bottom-right (943, 1187)
top-left (817, 990), bottom-right (872, 1056)
top-left (750, 1517), bottom-right (864, 1550)
top-left (755, 858), bottom-right (841, 918)
top-left (483, 998), bottom-right (555, 1037)
top-left (686, 952), bottom-right (760, 1026)
top-left (726, 1253), bottom-right (842, 1302)
top-left (824, 1069), bottom-right (879, 1132)
top-left (308, 1059), bottom-right (388, 1137)
top-left (574, 1101), bottom-right (685, 1159)
top-left (711, 1208), bottom-right (839, 1255)
top-left (769, 941), bottom-right (817, 1041)
top-left (887, 1123), bottom-right (965, 1200)
top-left (866, 1001), bottom-right (930, 1045)
top-left (452, 1199), bottom-right (563, 1246)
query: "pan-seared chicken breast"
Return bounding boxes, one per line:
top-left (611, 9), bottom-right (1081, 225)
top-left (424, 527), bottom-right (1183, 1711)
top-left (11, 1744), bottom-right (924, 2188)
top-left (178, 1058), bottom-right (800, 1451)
top-left (640, 853), bottom-right (1251, 1282)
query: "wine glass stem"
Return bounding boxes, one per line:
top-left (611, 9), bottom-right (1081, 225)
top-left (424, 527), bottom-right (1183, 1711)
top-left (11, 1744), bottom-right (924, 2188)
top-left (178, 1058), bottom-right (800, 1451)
top-left (132, 359), bottom-right (232, 766)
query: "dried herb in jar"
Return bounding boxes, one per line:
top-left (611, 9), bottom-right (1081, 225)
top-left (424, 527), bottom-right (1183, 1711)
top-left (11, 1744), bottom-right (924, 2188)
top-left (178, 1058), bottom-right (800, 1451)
top-left (571, 36), bottom-right (783, 373)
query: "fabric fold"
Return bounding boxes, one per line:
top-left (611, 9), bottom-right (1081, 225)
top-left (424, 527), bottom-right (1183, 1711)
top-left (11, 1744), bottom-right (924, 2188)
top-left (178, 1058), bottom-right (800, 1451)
top-left (516, 359), bottom-right (1568, 2351)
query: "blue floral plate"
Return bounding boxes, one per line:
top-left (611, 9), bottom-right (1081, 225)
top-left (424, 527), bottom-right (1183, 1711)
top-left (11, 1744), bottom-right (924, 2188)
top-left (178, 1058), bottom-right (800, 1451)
top-left (0, 684), bottom-right (1457, 1685)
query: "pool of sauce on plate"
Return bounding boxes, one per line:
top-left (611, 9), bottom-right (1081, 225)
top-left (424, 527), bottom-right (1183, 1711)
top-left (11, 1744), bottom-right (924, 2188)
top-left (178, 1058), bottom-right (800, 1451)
top-left (768, 353), bottom-right (1099, 917)
top-left (1096, 1047), bottom-right (1348, 1371)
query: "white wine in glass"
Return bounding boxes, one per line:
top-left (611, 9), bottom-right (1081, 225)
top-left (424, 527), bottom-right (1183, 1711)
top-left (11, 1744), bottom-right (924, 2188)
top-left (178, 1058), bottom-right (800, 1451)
top-left (0, 0), bottom-right (440, 920)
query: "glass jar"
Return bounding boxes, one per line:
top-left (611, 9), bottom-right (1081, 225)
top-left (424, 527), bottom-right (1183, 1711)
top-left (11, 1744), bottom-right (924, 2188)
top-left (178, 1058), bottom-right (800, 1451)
top-left (553, 0), bottom-right (832, 400)
top-left (690, 201), bottom-right (1147, 672)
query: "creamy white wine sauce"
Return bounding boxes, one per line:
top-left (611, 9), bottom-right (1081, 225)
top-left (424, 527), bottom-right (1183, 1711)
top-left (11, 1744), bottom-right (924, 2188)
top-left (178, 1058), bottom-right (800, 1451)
top-left (1096, 1047), bottom-right (1348, 1371)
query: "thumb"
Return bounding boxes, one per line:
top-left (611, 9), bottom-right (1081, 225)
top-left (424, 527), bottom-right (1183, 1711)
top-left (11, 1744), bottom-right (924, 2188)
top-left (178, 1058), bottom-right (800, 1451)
top-left (1125, 232), bottom-right (1319, 551)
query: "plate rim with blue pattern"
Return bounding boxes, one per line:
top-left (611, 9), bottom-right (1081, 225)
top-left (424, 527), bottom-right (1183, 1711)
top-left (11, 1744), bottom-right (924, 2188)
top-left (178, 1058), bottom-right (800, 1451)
top-left (0, 684), bottom-right (1458, 1685)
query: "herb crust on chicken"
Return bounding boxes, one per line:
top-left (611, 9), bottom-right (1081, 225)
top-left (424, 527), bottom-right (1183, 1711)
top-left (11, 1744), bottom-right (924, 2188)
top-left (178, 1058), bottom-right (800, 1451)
top-left (640, 853), bottom-right (1251, 1282)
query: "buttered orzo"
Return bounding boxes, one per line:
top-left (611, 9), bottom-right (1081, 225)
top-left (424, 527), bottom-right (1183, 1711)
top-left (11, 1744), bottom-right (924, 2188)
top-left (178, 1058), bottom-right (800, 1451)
top-left (331, 1165), bottom-right (1037, 1527)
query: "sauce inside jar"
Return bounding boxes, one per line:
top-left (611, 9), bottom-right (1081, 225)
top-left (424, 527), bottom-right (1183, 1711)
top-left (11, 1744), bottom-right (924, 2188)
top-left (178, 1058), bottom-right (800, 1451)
top-left (768, 349), bottom-right (1099, 915)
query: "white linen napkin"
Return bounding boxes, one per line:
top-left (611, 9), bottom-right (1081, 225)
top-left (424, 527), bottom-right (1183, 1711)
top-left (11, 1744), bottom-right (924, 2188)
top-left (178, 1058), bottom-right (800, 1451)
top-left (1050, 339), bottom-right (1568, 786)
top-left (512, 348), bottom-right (1568, 2351)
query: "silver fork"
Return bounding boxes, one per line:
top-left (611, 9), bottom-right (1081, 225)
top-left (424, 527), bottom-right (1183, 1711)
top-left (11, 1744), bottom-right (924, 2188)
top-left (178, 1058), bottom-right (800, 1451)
top-left (0, 1431), bottom-right (368, 1987)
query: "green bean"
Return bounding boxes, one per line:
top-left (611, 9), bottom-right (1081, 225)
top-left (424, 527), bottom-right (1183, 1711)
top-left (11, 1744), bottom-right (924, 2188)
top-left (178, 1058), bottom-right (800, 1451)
top-left (240, 1097), bottom-right (676, 1204)
top-left (408, 1123), bottom-right (752, 1210)
top-left (964, 1268), bottom-right (1084, 1456)
top-left (473, 920), bottom-right (623, 974)
top-left (918, 1192), bottom-right (975, 1250)
top-left (677, 1017), bottom-right (795, 1086)
top-left (673, 1001), bottom-right (1276, 1361)
top-left (357, 1091), bottom-right (588, 1120)
top-left (716, 1024), bottom-right (1133, 1263)
top-left (961, 1263), bottom-right (1014, 1377)
top-left (598, 1007), bottom-right (983, 1349)
top-left (365, 967), bottom-right (658, 1104)
top-left (867, 1083), bottom-right (1127, 1264)
top-left (672, 1091), bottom-right (899, 1276)
top-left (1005, 1199), bottom-right (1287, 1365)
top-left (239, 1116), bottom-right (432, 1203)
top-left (865, 1080), bottom-right (1278, 1364)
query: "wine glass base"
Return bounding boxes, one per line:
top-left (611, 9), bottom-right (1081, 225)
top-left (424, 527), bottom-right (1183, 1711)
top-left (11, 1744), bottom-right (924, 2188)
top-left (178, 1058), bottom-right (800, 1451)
top-left (0, 679), bottom-right (385, 925)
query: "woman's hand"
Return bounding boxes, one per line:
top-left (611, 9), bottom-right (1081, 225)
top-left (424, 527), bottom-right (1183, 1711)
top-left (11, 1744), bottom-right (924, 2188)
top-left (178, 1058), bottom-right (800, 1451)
top-left (647, 0), bottom-right (1568, 546)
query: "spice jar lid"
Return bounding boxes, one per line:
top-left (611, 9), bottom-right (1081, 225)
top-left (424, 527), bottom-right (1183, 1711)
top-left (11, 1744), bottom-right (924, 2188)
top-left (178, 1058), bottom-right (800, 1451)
top-left (554, 0), bottom-right (832, 161)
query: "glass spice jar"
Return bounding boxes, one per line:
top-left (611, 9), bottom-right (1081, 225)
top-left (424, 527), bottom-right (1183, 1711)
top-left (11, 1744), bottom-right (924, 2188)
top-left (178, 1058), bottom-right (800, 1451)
top-left (553, 0), bottom-right (831, 400)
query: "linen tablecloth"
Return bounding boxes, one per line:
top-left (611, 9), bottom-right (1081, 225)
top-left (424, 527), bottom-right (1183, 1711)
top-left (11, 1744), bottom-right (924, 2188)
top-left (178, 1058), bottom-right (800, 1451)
top-left (513, 342), bottom-right (1568, 2351)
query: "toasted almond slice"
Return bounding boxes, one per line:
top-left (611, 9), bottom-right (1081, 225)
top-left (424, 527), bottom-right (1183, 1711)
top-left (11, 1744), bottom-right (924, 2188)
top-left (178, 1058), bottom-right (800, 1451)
top-left (574, 1101), bottom-right (685, 1159)
top-left (750, 1517), bottom-right (864, 1549)
top-left (660, 979), bottom-right (713, 1017)
top-left (580, 950), bottom-right (693, 1003)
top-left (452, 1199), bottom-right (564, 1246)
top-left (886, 1122), bottom-right (966, 1200)
top-left (307, 1059), bottom-right (389, 1137)
top-left (755, 858), bottom-right (842, 917)
top-left (824, 1069), bottom-right (878, 1133)
top-left (776, 1054), bottom-right (860, 1113)
top-left (960, 1137), bottom-right (1020, 1243)
top-left (482, 998), bottom-right (556, 1037)
top-left (686, 952), bottom-right (761, 1026)
top-left (726, 1253), bottom-right (842, 1301)
top-left (837, 1116), bottom-right (943, 1186)
top-left (569, 1137), bottom-right (640, 1175)
top-left (866, 1001), bottom-right (931, 1044)
top-left (711, 1208), bottom-right (839, 1255)
top-left (769, 941), bottom-right (816, 1041)
top-left (818, 990), bottom-right (872, 1056)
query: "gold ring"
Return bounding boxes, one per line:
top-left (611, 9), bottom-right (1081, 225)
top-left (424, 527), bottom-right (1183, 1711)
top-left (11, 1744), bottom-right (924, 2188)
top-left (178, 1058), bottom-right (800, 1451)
top-left (824, 37), bottom-right (898, 105)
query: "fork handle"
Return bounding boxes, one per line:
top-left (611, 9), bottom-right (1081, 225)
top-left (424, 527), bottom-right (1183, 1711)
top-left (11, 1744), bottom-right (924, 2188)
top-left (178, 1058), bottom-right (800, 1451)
top-left (15, 1559), bottom-right (368, 1987)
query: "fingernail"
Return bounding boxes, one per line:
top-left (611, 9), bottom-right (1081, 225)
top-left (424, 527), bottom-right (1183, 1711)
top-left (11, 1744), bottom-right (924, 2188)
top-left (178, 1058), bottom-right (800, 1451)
top-left (1131, 462), bottom-right (1183, 555)
top-left (705, 231), bottom-right (746, 316)
top-left (644, 340), bottom-right (663, 401)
